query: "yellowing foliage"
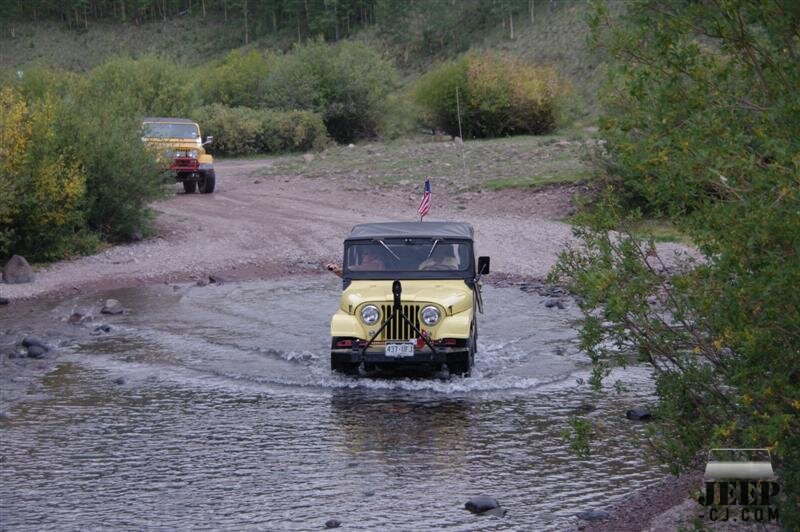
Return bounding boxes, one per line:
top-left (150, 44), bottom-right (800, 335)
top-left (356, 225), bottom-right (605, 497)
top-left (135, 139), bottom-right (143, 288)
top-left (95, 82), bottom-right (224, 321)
top-left (414, 52), bottom-right (567, 138)
top-left (0, 87), bottom-right (88, 259)
top-left (0, 88), bottom-right (31, 175)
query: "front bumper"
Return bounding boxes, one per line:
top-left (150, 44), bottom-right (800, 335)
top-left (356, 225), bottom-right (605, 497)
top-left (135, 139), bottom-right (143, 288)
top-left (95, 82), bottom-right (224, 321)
top-left (331, 339), bottom-right (469, 367)
top-left (171, 157), bottom-right (200, 173)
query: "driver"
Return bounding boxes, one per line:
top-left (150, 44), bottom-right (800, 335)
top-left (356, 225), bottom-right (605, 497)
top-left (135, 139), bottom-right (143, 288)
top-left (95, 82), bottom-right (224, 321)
top-left (352, 249), bottom-right (385, 271)
top-left (419, 245), bottom-right (459, 270)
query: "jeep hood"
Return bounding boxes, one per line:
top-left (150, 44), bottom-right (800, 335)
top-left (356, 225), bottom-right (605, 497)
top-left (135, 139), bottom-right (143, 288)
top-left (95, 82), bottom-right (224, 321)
top-left (341, 280), bottom-right (473, 315)
top-left (144, 137), bottom-right (202, 150)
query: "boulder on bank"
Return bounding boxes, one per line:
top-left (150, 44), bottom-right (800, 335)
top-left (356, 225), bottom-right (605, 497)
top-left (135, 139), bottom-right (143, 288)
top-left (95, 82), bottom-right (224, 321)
top-left (101, 299), bottom-right (124, 315)
top-left (2, 255), bottom-right (34, 284)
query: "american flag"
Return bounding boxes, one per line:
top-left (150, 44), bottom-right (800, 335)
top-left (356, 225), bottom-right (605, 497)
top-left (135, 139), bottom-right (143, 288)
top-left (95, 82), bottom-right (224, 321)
top-left (417, 178), bottom-right (432, 219)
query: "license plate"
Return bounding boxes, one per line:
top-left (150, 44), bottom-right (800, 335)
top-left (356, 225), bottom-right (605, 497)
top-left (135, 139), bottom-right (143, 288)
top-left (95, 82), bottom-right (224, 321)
top-left (385, 343), bottom-right (414, 358)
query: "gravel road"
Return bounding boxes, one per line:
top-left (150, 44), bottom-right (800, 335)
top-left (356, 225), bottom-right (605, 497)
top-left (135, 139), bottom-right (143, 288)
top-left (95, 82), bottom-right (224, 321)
top-left (0, 157), bottom-right (689, 300)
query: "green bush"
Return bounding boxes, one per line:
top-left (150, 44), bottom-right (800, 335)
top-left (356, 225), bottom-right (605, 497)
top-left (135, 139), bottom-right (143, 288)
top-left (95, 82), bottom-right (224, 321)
top-left (262, 39), bottom-right (398, 143)
top-left (196, 49), bottom-right (272, 109)
top-left (66, 101), bottom-right (164, 242)
top-left (413, 53), bottom-right (565, 138)
top-left (412, 57), bottom-right (469, 136)
top-left (85, 54), bottom-right (199, 118)
top-left (192, 104), bottom-right (329, 156)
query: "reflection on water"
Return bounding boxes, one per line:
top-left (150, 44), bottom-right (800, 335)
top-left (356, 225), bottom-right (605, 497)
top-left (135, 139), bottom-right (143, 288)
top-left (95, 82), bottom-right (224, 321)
top-left (0, 278), bottom-right (665, 530)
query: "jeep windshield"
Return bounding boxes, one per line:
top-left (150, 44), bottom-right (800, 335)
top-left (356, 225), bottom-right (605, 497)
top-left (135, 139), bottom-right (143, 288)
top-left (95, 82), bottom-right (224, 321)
top-left (143, 123), bottom-right (199, 139)
top-left (345, 239), bottom-right (472, 274)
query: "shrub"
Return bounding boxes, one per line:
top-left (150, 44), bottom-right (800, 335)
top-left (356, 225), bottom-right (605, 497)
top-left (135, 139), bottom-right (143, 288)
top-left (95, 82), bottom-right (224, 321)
top-left (191, 104), bottom-right (263, 156)
top-left (262, 39), bottom-right (398, 142)
top-left (85, 54), bottom-right (199, 118)
top-left (196, 49), bottom-right (271, 109)
top-left (412, 57), bottom-right (469, 136)
top-left (192, 104), bottom-right (329, 156)
top-left (413, 53), bottom-right (564, 138)
top-left (64, 99), bottom-right (164, 242)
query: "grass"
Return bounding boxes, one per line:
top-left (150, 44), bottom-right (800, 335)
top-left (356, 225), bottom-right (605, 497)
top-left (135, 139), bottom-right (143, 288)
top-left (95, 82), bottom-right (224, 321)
top-left (245, 130), bottom-right (597, 194)
top-left (628, 219), bottom-right (692, 245)
top-left (483, 170), bottom-right (592, 190)
top-left (563, 212), bottom-right (693, 245)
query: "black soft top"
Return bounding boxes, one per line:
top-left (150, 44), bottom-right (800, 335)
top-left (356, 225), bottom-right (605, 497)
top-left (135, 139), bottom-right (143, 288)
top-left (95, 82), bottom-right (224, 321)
top-left (346, 222), bottom-right (474, 241)
top-left (141, 117), bottom-right (197, 124)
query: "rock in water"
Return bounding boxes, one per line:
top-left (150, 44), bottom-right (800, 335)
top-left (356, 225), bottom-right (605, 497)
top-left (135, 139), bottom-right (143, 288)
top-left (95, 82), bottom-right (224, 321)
top-left (626, 407), bottom-right (652, 421)
top-left (2, 255), bottom-right (34, 284)
top-left (324, 519), bottom-right (341, 528)
top-left (482, 507), bottom-right (507, 517)
top-left (0, 297), bottom-right (9, 305)
top-left (22, 336), bottom-right (49, 350)
top-left (465, 496), bottom-right (501, 514)
top-left (94, 324), bottom-right (112, 333)
top-left (101, 299), bottom-right (124, 315)
top-left (576, 509), bottom-right (611, 521)
top-left (208, 274), bottom-right (226, 285)
top-left (113, 377), bottom-right (125, 385)
top-left (27, 345), bottom-right (47, 358)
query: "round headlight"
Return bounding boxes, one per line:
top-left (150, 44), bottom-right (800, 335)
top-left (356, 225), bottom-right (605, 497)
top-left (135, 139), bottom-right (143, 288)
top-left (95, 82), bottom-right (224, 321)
top-left (360, 305), bottom-right (380, 325)
top-left (421, 306), bottom-right (440, 326)
top-left (174, 150), bottom-right (184, 158)
top-left (188, 149), bottom-right (199, 158)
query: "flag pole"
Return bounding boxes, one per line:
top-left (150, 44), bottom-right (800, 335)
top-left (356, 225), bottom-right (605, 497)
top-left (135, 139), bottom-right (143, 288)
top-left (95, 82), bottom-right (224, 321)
top-left (455, 87), bottom-right (468, 180)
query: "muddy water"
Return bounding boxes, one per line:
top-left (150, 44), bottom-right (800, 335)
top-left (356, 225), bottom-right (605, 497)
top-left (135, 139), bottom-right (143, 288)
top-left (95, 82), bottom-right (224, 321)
top-left (0, 279), bottom-right (664, 530)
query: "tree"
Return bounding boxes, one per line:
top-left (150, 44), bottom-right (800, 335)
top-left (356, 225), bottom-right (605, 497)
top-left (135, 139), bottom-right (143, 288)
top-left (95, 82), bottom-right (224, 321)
top-left (553, 0), bottom-right (800, 526)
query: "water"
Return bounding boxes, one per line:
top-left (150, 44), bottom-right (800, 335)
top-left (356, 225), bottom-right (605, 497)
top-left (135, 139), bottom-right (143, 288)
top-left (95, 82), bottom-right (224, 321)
top-left (0, 279), bottom-right (664, 530)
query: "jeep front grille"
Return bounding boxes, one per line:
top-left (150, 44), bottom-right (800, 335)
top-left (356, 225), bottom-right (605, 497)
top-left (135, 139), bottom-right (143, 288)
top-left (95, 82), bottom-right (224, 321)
top-left (379, 304), bottom-right (421, 341)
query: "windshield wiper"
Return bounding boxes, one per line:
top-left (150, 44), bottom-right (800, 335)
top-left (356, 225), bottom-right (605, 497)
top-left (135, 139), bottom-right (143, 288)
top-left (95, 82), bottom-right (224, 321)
top-left (375, 239), bottom-right (400, 260)
top-left (425, 239), bottom-right (440, 259)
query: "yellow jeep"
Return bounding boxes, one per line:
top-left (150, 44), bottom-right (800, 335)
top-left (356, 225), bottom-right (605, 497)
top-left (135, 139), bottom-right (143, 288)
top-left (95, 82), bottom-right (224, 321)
top-left (142, 117), bottom-right (215, 194)
top-left (330, 222), bottom-right (490, 377)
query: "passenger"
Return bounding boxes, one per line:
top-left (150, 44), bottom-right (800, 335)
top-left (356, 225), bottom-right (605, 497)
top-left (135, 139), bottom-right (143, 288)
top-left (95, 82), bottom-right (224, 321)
top-left (419, 245), bottom-right (459, 270)
top-left (326, 249), bottom-right (385, 277)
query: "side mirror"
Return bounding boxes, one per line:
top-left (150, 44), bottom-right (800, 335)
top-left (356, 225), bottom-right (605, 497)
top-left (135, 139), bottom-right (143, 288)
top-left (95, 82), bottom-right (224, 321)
top-left (478, 256), bottom-right (490, 275)
top-left (203, 135), bottom-right (213, 145)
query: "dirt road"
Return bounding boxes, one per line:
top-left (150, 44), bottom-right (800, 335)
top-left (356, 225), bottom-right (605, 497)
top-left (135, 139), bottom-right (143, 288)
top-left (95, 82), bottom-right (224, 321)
top-left (0, 156), bottom-right (687, 301)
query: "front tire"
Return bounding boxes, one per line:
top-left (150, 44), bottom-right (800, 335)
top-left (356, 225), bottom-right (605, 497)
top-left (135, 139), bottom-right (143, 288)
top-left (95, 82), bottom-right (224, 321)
top-left (199, 169), bottom-right (216, 194)
top-left (450, 323), bottom-right (477, 377)
top-left (182, 180), bottom-right (197, 194)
